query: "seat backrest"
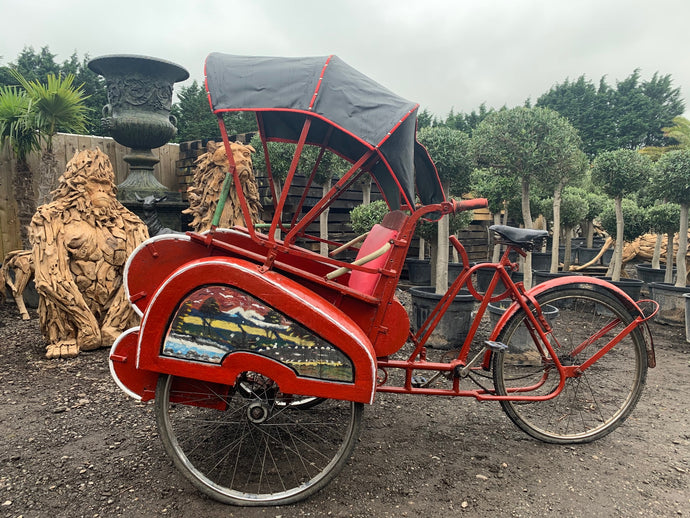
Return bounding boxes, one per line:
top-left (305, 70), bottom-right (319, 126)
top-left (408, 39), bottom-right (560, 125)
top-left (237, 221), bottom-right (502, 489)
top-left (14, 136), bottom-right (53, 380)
top-left (348, 211), bottom-right (407, 295)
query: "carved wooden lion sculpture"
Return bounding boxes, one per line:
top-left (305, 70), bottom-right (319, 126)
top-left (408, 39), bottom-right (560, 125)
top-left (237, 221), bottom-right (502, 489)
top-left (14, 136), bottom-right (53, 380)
top-left (183, 141), bottom-right (262, 232)
top-left (29, 149), bottom-right (149, 359)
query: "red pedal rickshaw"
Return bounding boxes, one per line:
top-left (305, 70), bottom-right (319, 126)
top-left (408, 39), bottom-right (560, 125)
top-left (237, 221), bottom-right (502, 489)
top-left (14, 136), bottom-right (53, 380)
top-left (110, 53), bottom-right (657, 506)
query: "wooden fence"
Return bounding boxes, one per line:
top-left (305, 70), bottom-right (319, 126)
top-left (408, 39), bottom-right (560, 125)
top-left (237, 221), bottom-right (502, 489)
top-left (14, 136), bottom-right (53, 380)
top-left (0, 133), bottom-right (180, 258)
top-left (1, 134), bottom-right (492, 264)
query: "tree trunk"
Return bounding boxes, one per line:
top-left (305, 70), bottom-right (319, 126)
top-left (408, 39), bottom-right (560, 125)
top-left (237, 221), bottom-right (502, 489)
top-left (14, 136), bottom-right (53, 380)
top-left (418, 237), bottom-right (425, 260)
top-left (521, 178), bottom-right (533, 289)
top-left (550, 188), bottom-right (562, 273)
top-left (563, 226), bottom-right (573, 271)
top-left (651, 234), bottom-right (662, 270)
top-left (361, 177), bottom-right (371, 206)
top-left (429, 243), bottom-right (438, 286)
top-left (492, 213), bottom-right (502, 262)
top-left (664, 233), bottom-right (675, 284)
top-left (611, 196), bottom-right (625, 282)
top-left (675, 204), bottom-right (688, 287)
top-left (320, 178), bottom-right (332, 256)
top-left (585, 220), bottom-right (594, 248)
top-left (37, 150), bottom-right (59, 206)
top-left (435, 214), bottom-right (449, 294)
top-left (13, 158), bottom-right (35, 249)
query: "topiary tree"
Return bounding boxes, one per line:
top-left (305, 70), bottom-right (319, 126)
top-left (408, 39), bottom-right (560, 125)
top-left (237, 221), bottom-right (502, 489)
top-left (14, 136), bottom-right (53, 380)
top-left (599, 198), bottom-right (649, 277)
top-left (471, 168), bottom-right (520, 261)
top-left (473, 106), bottom-right (587, 288)
top-left (417, 127), bottom-right (473, 293)
top-left (582, 190), bottom-right (609, 248)
top-left (647, 202), bottom-right (681, 282)
top-left (541, 188), bottom-right (589, 271)
top-left (591, 149), bottom-right (654, 281)
top-left (415, 207), bottom-right (474, 286)
top-left (654, 149), bottom-right (690, 286)
top-left (566, 186), bottom-right (608, 249)
top-left (349, 200), bottom-right (389, 235)
top-left (535, 141), bottom-right (588, 273)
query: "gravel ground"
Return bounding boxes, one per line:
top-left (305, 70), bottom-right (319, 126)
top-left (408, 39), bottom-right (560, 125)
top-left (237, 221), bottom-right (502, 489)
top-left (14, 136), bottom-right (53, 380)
top-left (1, 297), bottom-right (689, 518)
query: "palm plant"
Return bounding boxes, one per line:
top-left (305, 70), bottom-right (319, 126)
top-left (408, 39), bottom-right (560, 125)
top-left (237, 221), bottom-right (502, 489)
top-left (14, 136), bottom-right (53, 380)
top-left (0, 85), bottom-right (41, 247)
top-left (11, 70), bottom-right (89, 205)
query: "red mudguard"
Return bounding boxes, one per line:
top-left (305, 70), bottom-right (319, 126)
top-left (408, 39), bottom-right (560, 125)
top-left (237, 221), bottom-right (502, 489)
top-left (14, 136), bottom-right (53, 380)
top-left (111, 244), bottom-right (377, 404)
top-left (488, 275), bottom-right (654, 353)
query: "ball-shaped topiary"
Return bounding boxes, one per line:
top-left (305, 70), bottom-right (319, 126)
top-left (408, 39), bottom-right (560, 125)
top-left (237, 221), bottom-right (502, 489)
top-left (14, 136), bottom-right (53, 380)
top-left (349, 200), bottom-right (390, 235)
top-left (599, 199), bottom-right (648, 243)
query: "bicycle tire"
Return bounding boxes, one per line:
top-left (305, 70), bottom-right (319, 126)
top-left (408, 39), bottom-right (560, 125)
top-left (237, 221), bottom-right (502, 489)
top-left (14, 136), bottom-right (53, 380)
top-left (492, 285), bottom-right (647, 444)
top-left (154, 373), bottom-right (363, 506)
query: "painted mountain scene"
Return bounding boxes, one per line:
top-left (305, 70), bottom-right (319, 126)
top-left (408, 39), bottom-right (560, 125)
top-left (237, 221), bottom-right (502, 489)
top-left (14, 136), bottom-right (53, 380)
top-left (163, 285), bottom-right (354, 382)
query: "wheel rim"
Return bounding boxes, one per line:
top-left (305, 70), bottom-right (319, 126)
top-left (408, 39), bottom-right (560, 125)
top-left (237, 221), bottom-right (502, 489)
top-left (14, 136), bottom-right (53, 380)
top-left (494, 289), bottom-right (646, 443)
top-left (156, 373), bottom-right (361, 505)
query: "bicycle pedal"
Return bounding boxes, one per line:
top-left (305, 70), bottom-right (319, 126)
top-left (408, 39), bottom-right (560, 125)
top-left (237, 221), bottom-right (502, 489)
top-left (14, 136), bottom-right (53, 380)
top-left (411, 375), bottom-right (428, 387)
top-left (484, 340), bottom-right (508, 352)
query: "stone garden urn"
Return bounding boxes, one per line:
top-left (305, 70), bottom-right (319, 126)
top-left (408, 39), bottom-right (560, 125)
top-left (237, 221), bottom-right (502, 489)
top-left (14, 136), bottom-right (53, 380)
top-left (88, 54), bottom-right (189, 202)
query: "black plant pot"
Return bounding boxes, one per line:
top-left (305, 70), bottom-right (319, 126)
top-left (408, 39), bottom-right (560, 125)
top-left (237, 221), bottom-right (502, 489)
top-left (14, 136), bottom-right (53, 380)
top-left (532, 270), bottom-right (579, 286)
top-left (601, 248), bottom-right (614, 266)
top-left (405, 259), bottom-right (431, 285)
top-left (409, 286), bottom-right (475, 349)
top-left (603, 277), bottom-right (644, 301)
top-left (531, 252), bottom-right (552, 271)
top-left (635, 263), bottom-right (676, 287)
top-left (577, 247), bottom-right (602, 265)
top-left (558, 245), bottom-right (579, 264)
top-left (475, 263), bottom-right (513, 293)
top-left (649, 282), bottom-right (690, 326)
top-left (448, 262), bottom-right (475, 284)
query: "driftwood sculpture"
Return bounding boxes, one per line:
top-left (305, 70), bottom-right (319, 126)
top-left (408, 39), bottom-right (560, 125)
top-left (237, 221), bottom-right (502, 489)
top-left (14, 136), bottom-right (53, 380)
top-left (29, 149), bottom-right (149, 359)
top-left (1, 250), bottom-right (34, 320)
top-left (183, 141), bottom-right (262, 232)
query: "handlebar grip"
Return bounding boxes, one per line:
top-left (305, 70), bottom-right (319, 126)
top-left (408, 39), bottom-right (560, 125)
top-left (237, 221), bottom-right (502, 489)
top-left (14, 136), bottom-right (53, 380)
top-left (452, 198), bottom-right (488, 213)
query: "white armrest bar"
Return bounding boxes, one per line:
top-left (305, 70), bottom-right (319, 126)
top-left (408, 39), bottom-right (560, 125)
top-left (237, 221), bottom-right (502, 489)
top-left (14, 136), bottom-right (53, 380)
top-left (326, 241), bottom-right (392, 280)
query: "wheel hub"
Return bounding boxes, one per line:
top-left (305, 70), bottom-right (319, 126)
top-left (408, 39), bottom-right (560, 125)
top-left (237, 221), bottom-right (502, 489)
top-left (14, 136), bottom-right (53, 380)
top-left (247, 401), bottom-right (270, 423)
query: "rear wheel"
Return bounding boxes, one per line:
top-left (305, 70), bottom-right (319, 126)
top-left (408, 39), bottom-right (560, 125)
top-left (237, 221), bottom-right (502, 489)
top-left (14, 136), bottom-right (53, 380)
top-left (492, 286), bottom-right (647, 444)
top-left (155, 373), bottom-right (362, 506)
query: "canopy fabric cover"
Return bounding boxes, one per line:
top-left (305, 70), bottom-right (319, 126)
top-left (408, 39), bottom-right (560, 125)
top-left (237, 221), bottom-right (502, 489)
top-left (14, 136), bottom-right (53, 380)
top-left (204, 52), bottom-right (445, 208)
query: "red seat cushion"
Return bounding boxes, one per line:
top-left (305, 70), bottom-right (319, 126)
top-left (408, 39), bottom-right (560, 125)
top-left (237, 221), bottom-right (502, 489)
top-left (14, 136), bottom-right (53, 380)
top-left (348, 224), bottom-right (397, 295)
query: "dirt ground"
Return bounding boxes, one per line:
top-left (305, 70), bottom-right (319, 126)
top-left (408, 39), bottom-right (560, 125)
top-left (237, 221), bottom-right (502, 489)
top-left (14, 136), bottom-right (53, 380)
top-left (1, 297), bottom-right (689, 518)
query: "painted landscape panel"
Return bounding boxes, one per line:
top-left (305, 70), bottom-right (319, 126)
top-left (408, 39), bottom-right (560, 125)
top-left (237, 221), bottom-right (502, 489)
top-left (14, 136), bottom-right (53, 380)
top-left (163, 285), bottom-right (354, 382)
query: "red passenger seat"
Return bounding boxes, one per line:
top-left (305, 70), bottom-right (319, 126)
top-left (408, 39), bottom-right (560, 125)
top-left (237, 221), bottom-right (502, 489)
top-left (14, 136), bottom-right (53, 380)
top-left (348, 211), bottom-right (408, 295)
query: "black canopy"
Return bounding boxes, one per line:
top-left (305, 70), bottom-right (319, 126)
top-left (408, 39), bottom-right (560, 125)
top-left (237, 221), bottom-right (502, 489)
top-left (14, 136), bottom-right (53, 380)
top-left (204, 53), bottom-right (445, 208)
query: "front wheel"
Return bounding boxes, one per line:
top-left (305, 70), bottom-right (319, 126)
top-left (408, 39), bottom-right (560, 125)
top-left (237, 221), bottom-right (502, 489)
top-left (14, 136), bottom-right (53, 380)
top-left (492, 286), bottom-right (648, 444)
top-left (154, 373), bottom-right (363, 506)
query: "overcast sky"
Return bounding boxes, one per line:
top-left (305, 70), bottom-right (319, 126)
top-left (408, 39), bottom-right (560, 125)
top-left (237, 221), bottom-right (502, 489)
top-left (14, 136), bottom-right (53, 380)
top-left (1, 0), bottom-right (688, 119)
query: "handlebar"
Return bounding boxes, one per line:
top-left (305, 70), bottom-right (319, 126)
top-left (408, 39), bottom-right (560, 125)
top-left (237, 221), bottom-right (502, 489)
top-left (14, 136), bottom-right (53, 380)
top-left (452, 198), bottom-right (488, 213)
